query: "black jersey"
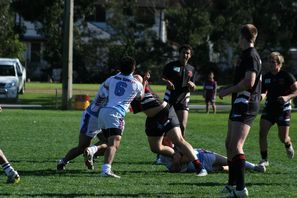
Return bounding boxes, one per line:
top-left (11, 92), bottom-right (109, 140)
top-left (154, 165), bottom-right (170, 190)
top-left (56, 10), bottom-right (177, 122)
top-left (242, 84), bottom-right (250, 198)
top-left (262, 70), bottom-right (296, 103)
top-left (130, 83), bottom-right (162, 114)
top-left (232, 47), bottom-right (262, 104)
top-left (162, 60), bottom-right (195, 105)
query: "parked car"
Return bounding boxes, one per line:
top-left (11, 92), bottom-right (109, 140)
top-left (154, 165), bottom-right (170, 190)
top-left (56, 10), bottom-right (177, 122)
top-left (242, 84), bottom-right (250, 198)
top-left (0, 58), bottom-right (26, 101)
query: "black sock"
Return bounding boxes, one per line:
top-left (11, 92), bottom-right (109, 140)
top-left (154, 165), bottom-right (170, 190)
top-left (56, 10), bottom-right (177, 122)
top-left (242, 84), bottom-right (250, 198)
top-left (285, 143), bottom-right (291, 148)
top-left (227, 160), bottom-right (236, 186)
top-left (260, 150), bottom-right (268, 160)
top-left (232, 154), bottom-right (246, 191)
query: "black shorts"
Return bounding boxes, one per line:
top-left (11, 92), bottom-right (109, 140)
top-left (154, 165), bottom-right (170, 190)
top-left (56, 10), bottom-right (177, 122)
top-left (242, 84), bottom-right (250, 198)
top-left (166, 91), bottom-right (190, 111)
top-left (205, 97), bottom-right (215, 104)
top-left (102, 128), bottom-right (123, 139)
top-left (229, 102), bottom-right (259, 126)
top-left (145, 105), bottom-right (180, 137)
top-left (261, 106), bottom-right (291, 126)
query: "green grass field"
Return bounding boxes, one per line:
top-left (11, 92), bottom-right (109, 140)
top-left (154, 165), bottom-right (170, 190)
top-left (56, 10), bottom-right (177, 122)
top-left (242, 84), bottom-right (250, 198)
top-left (1, 109), bottom-right (297, 197)
top-left (15, 82), bottom-right (231, 108)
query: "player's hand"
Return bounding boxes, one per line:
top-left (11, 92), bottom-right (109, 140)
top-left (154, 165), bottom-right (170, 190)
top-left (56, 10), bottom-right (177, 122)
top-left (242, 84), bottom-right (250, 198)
top-left (166, 80), bottom-right (175, 90)
top-left (277, 96), bottom-right (287, 104)
top-left (219, 87), bottom-right (228, 99)
top-left (187, 81), bottom-right (196, 92)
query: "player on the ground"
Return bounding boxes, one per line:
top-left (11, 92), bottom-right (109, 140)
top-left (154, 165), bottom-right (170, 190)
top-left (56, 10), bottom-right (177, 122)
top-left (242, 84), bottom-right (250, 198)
top-left (0, 149), bottom-right (20, 183)
top-left (258, 52), bottom-right (297, 167)
top-left (159, 148), bottom-right (265, 173)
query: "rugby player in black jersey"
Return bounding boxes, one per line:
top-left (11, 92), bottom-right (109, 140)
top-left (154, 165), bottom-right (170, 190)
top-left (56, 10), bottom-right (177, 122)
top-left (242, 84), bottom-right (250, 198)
top-left (259, 52), bottom-right (297, 167)
top-left (219, 24), bottom-right (262, 198)
top-left (131, 73), bottom-right (207, 176)
top-left (161, 44), bottom-right (196, 137)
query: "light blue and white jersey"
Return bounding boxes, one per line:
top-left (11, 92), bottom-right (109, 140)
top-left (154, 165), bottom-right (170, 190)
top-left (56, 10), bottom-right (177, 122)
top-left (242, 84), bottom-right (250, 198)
top-left (160, 148), bottom-right (216, 173)
top-left (102, 73), bottom-right (143, 116)
top-left (86, 83), bottom-right (109, 117)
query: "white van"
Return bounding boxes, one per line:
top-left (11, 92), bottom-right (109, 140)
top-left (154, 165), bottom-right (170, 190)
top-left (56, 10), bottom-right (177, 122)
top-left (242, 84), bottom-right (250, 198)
top-left (0, 58), bottom-right (26, 101)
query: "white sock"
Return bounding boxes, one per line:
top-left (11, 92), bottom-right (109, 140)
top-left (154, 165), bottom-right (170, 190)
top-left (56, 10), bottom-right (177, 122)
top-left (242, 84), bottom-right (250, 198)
top-left (244, 161), bottom-right (255, 170)
top-left (2, 163), bottom-right (15, 176)
top-left (89, 145), bottom-right (98, 155)
top-left (101, 164), bottom-right (111, 173)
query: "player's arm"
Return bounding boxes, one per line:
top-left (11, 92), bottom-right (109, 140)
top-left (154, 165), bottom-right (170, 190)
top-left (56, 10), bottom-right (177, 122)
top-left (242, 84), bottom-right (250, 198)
top-left (187, 81), bottom-right (196, 92)
top-left (219, 71), bottom-right (256, 99)
top-left (161, 65), bottom-right (175, 90)
top-left (279, 81), bottom-right (297, 103)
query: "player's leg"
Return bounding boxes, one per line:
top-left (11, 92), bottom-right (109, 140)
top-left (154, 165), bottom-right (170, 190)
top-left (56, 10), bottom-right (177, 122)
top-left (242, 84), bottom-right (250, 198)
top-left (57, 133), bottom-right (92, 170)
top-left (100, 133), bottom-right (121, 178)
top-left (259, 118), bottom-right (273, 166)
top-left (147, 136), bottom-right (175, 156)
top-left (278, 125), bottom-right (294, 159)
top-left (84, 129), bottom-right (107, 169)
top-left (211, 99), bottom-right (216, 114)
top-left (225, 121), bottom-right (250, 195)
top-left (0, 149), bottom-right (20, 183)
top-left (205, 100), bottom-right (210, 113)
top-left (167, 127), bottom-right (207, 176)
top-left (175, 109), bottom-right (188, 136)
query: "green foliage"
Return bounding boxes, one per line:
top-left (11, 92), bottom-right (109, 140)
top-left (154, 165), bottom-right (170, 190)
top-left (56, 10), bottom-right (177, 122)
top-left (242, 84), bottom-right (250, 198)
top-left (0, 109), bottom-right (297, 197)
top-left (0, 0), bottom-right (25, 59)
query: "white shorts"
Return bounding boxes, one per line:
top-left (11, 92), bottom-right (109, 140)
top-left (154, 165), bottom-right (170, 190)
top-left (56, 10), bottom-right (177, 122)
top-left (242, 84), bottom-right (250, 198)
top-left (80, 111), bottom-right (101, 138)
top-left (98, 107), bottom-right (125, 131)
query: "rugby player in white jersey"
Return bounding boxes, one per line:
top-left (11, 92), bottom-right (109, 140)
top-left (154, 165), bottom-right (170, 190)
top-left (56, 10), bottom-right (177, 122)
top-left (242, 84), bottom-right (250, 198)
top-left (96, 56), bottom-right (143, 178)
top-left (57, 79), bottom-right (109, 171)
top-left (159, 148), bottom-right (266, 174)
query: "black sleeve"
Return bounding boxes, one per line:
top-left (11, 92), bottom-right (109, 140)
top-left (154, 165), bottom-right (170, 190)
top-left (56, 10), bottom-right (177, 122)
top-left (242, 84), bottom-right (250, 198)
top-left (286, 72), bottom-right (296, 87)
top-left (242, 55), bottom-right (258, 73)
top-left (162, 63), bottom-right (170, 79)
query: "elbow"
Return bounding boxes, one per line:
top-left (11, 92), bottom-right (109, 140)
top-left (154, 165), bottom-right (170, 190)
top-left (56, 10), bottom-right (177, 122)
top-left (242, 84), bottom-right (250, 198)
top-left (243, 80), bottom-right (255, 90)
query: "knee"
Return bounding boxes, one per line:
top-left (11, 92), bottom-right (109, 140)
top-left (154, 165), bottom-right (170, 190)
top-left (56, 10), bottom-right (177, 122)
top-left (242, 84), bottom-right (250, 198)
top-left (150, 146), bottom-right (161, 154)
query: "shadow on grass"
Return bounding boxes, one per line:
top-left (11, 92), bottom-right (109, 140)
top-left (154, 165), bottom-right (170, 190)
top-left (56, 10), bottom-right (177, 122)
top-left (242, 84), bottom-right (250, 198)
top-left (18, 169), bottom-right (97, 177)
top-left (0, 192), bottom-right (188, 197)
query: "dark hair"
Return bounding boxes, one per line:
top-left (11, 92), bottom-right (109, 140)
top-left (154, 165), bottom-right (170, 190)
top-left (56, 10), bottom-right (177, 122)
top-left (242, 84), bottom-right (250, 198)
top-left (240, 24), bottom-right (258, 43)
top-left (179, 44), bottom-right (193, 54)
top-left (120, 56), bottom-right (136, 75)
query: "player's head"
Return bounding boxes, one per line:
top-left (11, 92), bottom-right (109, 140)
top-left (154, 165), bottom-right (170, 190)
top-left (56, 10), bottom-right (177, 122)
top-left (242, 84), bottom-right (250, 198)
top-left (240, 24), bottom-right (258, 43)
top-left (208, 72), bottom-right (214, 79)
top-left (179, 44), bottom-right (193, 55)
top-left (270, 52), bottom-right (284, 73)
top-left (120, 56), bottom-right (136, 75)
top-left (179, 44), bottom-right (192, 65)
top-left (270, 51), bottom-right (284, 65)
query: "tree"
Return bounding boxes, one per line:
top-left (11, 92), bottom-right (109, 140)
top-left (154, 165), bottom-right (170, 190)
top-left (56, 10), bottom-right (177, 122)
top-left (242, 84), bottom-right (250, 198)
top-left (12, 0), bottom-right (97, 80)
top-left (0, 0), bottom-right (24, 59)
top-left (165, 0), bottom-right (213, 81)
top-left (103, 0), bottom-right (174, 83)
